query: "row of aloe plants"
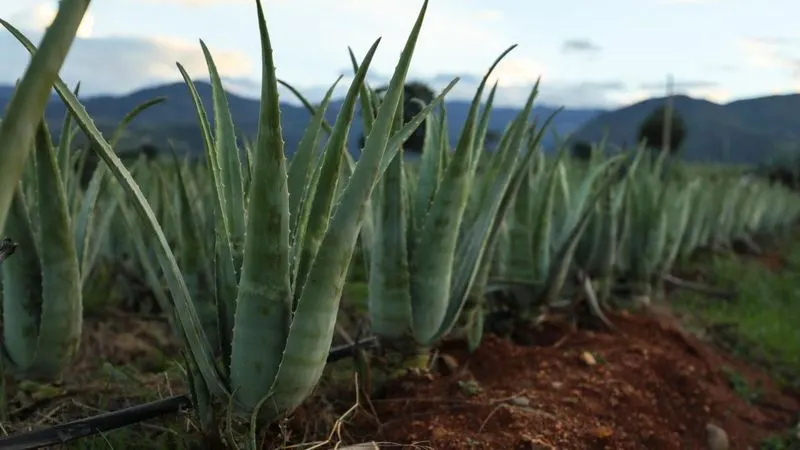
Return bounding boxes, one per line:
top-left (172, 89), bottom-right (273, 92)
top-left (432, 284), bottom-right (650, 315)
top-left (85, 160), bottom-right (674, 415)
top-left (466, 150), bottom-right (800, 345)
top-left (1, 0), bottom-right (800, 446)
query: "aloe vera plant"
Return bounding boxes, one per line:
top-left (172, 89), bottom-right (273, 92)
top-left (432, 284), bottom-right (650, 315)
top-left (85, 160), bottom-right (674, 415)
top-left (2, 117), bottom-right (83, 380)
top-left (355, 46), bottom-right (573, 371)
top-left (481, 148), bottom-right (622, 333)
top-left (0, 96), bottom-right (166, 381)
top-left (4, 0), bottom-right (458, 426)
top-left (0, 0), bottom-right (94, 381)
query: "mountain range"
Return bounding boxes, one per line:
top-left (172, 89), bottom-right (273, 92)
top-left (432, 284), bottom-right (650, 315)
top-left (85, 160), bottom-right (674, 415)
top-left (0, 82), bottom-right (601, 159)
top-left (2, 82), bottom-right (799, 165)
top-left (568, 93), bottom-right (800, 165)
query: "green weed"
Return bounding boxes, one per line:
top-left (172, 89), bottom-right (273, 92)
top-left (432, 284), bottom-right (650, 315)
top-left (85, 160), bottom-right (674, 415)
top-left (673, 233), bottom-right (800, 389)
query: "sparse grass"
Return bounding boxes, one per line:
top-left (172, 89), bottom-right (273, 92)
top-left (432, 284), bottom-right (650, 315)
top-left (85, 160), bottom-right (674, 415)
top-left (759, 432), bottom-right (800, 450)
top-left (654, 227), bottom-right (800, 447)
top-left (673, 232), bottom-right (800, 390)
top-left (10, 363), bottom-right (194, 450)
top-left (64, 424), bottom-right (191, 450)
top-left (722, 365), bottom-right (763, 403)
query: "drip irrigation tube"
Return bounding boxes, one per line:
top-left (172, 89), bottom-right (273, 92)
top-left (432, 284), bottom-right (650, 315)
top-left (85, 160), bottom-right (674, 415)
top-left (0, 337), bottom-right (377, 450)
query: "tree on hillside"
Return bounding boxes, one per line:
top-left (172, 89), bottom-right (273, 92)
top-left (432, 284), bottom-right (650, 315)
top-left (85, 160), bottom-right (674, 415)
top-left (636, 104), bottom-right (687, 155)
top-left (571, 140), bottom-right (593, 161)
top-left (139, 143), bottom-right (159, 159)
top-left (358, 81), bottom-right (436, 154)
top-left (484, 129), bottom-right (501, 151)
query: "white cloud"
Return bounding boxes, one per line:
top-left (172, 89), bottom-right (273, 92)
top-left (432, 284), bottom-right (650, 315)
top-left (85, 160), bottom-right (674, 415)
top-left (6, 3), bottom-right (95, 37)
top-left (140, 0), bottom-right (264, 4)
top-left (608, 89), bottom-right (651, 106)
top-left (738, 37), bottom-right (799, 72)
top-left (629, 79), bottom-right (731, 104)
top-left (0, 0), bottom-right (555, 106)
top-left (489, 57), bottom-right (547, 87)
top-left (770, 82), bottom-right (800, 95)
top-left (220, 70), bottom-right (625, 109)
top-left (686, 86), bottom-right (731, 103)
top-left (0, 31), bottom-right (252, 96)
top-left (470, 9), bottom-right (503, 22)
top-left (146, 36), bottom-right (251, 80)
top-left (534, 81), bottom-right (627, 108)
top-left (252, 0), bottom-right (550, 104)
top-left (332, 0), bottom-right (535, 77)
top-left (0, 0), bottom-right (733, 110)
top-left (656, 0), bottom-right (718, 4)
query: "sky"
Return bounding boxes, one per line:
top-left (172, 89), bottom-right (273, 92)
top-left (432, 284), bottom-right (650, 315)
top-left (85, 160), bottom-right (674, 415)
top-left (0, 0), bottom-right (798, 109)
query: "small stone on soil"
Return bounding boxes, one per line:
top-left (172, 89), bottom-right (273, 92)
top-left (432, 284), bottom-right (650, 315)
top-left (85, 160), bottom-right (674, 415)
top-left (509, 396), bottom-right (531, 407)
top-left (338, 443), bottom-right (380, 450)
top-left (579, 351), bottom-right (597, 366)
top-left (706, 423), bottom-right (730, 450)
top-left (590, 426), bottom-right (614, 438)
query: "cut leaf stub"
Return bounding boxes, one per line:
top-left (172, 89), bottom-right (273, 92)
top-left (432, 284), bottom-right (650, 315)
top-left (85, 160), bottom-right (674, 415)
top-left (0, 238), bottom-right (19, 265)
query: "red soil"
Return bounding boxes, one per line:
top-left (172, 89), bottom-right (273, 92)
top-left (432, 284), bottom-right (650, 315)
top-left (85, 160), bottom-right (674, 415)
top-left (2, 307), bottom-right (796, 449)
top-left (336, 311), bottom-right (799, 449)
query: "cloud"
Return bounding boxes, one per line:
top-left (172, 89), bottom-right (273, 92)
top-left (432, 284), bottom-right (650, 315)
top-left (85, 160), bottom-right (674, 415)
top-left (0, 31), bottom-right (252, 96)
top-left (419, 76), bottom-right (625, 108)
top-left (0, 2), bottom-right (250, 95)
top-left (689, 87), bottom-right (732, 103)
top-left (489, 56), bottom-right (547, 87)
top-left (771, 81), bottom-right (800, 95)
top-left (469, 9), bottom-right (504, 22)
top-left (0, 0), bottom-right (555, 107)
top-left (221, 75), bottom-right (372, 105)
top-left (561, 39), bottom-right (602, 54)
top-left (140, 0), bottom-right (263, 4)
top-left (636, 79), bottom-right (730, 103)
top-left (739, 37), bottom-right (800, 75)
top-left (0, 1), bottom-right (662, 110)
top-left (329, 0), bottom-right (535, 80)
top-left (6, 3), bottom-right (95, 37)
top-left (221, 69), bottom-right (626, 109)
top-left (344, 54), bottom-right (547, 91)
top-left (654, 0), bottom-right (719, 4)
top-left (707, 64), bottom-right (738, 73)
top-left (744, 39), bottom-right (800, 96)
top-left (638, 80), bottom-right (719, 90)
top-left (578, 80), bottom-right (731, 107)
top-left (535, 81), bottom-right (626, 107)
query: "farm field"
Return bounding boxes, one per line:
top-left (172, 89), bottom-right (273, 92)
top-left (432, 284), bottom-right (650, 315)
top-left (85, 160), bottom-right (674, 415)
top-left (0, 230), bottom-right (799, 449)
top-left (1, 1), bottom-right (800, 450)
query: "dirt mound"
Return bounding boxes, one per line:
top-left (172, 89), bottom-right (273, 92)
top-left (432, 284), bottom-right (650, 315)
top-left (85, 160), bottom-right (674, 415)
top-left (344, 311), bottom-right (798, 449)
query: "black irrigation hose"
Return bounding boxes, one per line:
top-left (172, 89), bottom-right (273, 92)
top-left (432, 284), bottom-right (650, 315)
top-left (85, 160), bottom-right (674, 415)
top-left (0, 395), bottom-right (192, 450)
top-left (0, 337), bottom-right (378, 450)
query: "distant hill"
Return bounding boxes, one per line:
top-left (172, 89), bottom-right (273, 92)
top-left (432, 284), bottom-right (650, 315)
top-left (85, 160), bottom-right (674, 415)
top-left (569, 94), bottom-right (800, 165)
top-left (0, 82), bottom-right (603, 158)
top-left (6, 83), bottom-right (797, 165)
